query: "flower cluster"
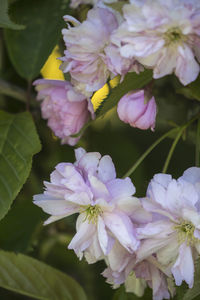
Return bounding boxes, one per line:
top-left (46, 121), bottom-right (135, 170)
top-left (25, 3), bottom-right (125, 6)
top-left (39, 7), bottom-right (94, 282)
top-left (111, 0), bottom-right (200, 86)
top-left (33, 79), bottom-right (94, 145)
top-left (62, 0), bottom-right (200, 91)
top-left (33, 0), bottom-right (200, 146)
top-left (34, 148), bottom-right (200, 300)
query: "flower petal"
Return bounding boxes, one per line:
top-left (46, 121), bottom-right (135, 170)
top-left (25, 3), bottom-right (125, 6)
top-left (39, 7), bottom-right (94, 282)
top-left (107, 177), bottom-right (136, 199)
top-left (104, 212), bottom-right (139, 252)
top-left (172, 242), bottom-right (194, 288)
top-left (98, 155), bottom-right (116, 183)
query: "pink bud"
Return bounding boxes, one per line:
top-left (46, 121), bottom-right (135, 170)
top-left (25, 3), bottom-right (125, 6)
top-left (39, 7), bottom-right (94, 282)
top-left (117, 90), bottom-right (157, 131)
top-left (33, 79), bottom-right (92, 146)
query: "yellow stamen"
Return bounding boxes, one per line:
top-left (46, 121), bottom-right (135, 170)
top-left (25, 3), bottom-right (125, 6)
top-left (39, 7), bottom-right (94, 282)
top-left (80, 205), bottom-right (102, 224)
top-left (164, 27), bottom-right (186, 45)
top-left (174, 220), bottom-right (199, 246)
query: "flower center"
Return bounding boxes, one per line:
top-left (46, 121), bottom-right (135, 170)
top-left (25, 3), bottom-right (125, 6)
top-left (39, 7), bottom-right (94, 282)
top-left (164, 27), bottom-right (185, 45)
top-left (81, 205), bottom-right (102, 224)
top-left (174, 220), bottom-right (198, 245)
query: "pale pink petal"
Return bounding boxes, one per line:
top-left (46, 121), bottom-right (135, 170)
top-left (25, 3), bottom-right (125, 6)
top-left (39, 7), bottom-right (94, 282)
top-left (175, 45), bottom-right (199, 85)
top-left (77, 152), bottom-right (101, 175)
top-left (33, 194), bottom-right (79, 216)
top-left (88, 175), bottom-right (109, 200)
top-left (68, 220), bottom-right (96, 258)
top-left (137, 237), bottom-right (173, 262)
top-left (116, 196), bottom-right (141, 215)
top-left (107, 241), bottom-right (132, 272)
top-left (75, 147), bottom-right (86, 162)
top-left (97, 216), bottom-right (109, 254)
top-left (44, 215), bottom-right (71, 225)
top-left (172, 242), bottom-right (194, 288)
top-left (180, 167), bottom-right (200, 185)
top-left (84, 233), bottom-right (103, 263)
top-left (98, 155), bottom-right (116, 183)
top-left (107, 177), bottom-right (136, 199)
top-left (104, 212), bottom-right (139, 252)
top-left (67, 191), bottom-right (91, 205)
top-left (153, 47), bottom-right (177, 79)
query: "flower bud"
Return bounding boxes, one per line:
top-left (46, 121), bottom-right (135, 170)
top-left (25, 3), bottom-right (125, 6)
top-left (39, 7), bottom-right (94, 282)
top-left (33, 79), bottom-right (92, 146)
top-left (117, 90), bottom-right (157, 131)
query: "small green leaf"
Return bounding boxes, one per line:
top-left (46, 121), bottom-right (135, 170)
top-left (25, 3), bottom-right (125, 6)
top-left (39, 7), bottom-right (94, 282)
top-left (176, 76), bottom-right (200, 102)
top-left (96, 70), bottom-right (153, 117)
top-left (0, 110), bottom-right (41, 221)
top-left (0, 250), bottom-right (87, 300)
top-left (112, 286), bottom-right (152, 300)
top-left (4, 0), bottom-right (71, 80)
top-left (188, 76), bottom-right (200, 101)
top-left (0, 0), bottom-right (25, 30)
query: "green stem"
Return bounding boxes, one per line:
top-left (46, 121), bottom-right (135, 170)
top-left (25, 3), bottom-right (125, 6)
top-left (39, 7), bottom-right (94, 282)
top-left (163, 114), bottom-right (200, 173)
top-left (0, 79), bottom-right (36, 106)
top-left (195, 118), bottom-right (200, 167)
top-left (123, 113), bottom-right (200, 178)
top-left (162, 127), bottom-right (184, 173)
top-left (26, 80), bottom-right (32, 111)
top-left (122, 127), bottom-right (178, 178)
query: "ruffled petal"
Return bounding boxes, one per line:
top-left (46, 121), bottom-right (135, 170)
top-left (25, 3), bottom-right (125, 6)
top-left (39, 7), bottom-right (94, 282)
top-left (68, 218), bottom-right (96, 258)
top-left (104, 212), bottom-right (139, 252)
top-left (107, 177), bottom-right (136, 199)
top-left (98, 155), bottom-right (116, 183)
top-left (172, 242), bottom-right (194, 288)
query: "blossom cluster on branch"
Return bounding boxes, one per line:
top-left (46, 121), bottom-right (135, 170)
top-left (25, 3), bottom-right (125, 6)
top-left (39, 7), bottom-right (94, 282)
top-left (33, 0), bottom-right (200, 146)
top-left (32, 1), bottom-right (200, 299)
top-left (34, 148), bottom-right (200, 300)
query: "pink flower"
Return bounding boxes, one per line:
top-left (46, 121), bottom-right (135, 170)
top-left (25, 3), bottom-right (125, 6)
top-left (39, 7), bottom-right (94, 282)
top-left (102, 241), bottom-right (170, 300)
top-left (112, 0), bottom-right (200, 85)
top-left (137, 167), bottom-right (200, 288)
top-left (134, 259), bottom-right (171, 300)
top-left (33, 79), bottom-right (93, 146)
top-left (33, 148), bottom-right (140, 262)
top-left (104, 43), bottom-right (143, 79)
top-left (117, 90), bottom-right (157, 131)
top-left (60, 8), bottom-right (118, 93)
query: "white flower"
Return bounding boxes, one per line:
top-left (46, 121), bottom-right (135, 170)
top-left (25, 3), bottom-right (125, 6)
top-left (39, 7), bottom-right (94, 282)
top-left (33, 148), bottom-right (140, 262)
top-left (137, 167), bottom-right (200, 288)
top-left (60, 8), bottom-right (118, 93)
top-left (112, 0), bottom-right (200, 85)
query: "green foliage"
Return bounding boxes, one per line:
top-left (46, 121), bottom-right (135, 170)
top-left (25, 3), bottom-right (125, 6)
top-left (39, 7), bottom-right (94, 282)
top-left (187, 76), bottom-right (200, 101)
top-left (4, 0), bottom-right (70, 80)
top-left (112, 286), bottom-right (152, 300)
top-left (0, 110), bottom-right (41, 221)
top-left (176, 76), bottom-right (200, 102)
top-left (0, 250), bottom-right (87, 300)
top-left (0, 0), bottom-right (25, 30)
top-left (96, 70), bottom-right (153, 117)
top-left (0, 199), bottom-right (45, 252)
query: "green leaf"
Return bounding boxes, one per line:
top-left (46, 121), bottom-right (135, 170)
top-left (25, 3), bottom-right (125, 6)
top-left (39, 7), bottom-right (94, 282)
top-left (4, 0), bottom-right (70, 80)
top-left (176, 76), bottom-right (200, 102)
top-left (0, 250), bottom-right (87, 300)
top-left (96, 70), bottom-right (153, 117)
top-left (0, 110), bottom-right (41, 221)
top-left (0, 0), bottom-right (25, 30)
top-left (0, 199), bottom-right (45, 252)
top-left (112, 286), bottom-right (152, 300)
top-left (187, 76), bottom-right (200, 101)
